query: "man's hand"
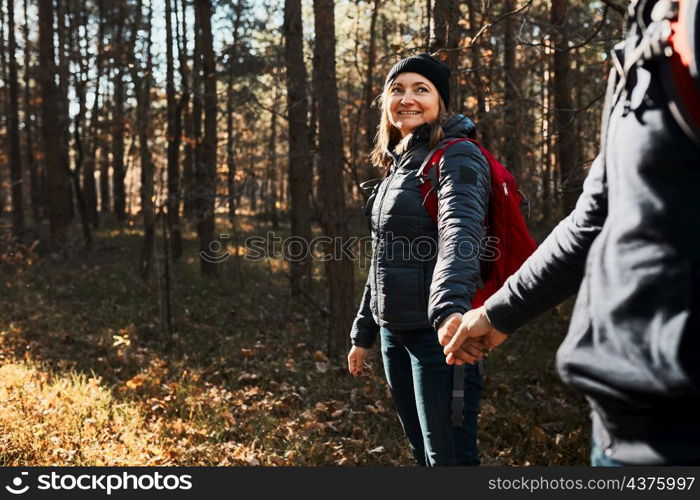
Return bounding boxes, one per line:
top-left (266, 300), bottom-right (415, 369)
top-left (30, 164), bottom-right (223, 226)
top-left (442, 306), bottom-right (508, 365)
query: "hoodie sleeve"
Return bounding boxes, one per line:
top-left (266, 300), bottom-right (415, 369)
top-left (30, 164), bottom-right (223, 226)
top-left (484, 154), bottom-right (608, 333)
top-left (429, 140), bottom-right (490, 331)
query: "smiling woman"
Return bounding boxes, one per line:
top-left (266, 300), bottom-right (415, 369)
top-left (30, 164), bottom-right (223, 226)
top-left (347, 54), bottom-right (491, 467)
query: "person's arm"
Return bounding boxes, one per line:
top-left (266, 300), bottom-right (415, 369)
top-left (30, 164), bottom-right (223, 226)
top-left (429, 140), bottom-right (490, 331)
top-left (350, 269), bottom-right (379, 348)
top-left (484, 154), bottom-right (609, 334)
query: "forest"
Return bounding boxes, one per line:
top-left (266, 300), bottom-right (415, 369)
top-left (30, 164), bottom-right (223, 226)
top-left (0, 0), bottom-right (626, 466)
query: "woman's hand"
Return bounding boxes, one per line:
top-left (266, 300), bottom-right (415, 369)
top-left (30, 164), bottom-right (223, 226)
top-left (347, 345), bottom-right (370, 377)
top-left (442, 306), bottom-right (508, 365)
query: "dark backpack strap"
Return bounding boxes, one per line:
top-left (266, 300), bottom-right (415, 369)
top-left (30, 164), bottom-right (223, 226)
top-left (451, 364), bottom-right (465, 427)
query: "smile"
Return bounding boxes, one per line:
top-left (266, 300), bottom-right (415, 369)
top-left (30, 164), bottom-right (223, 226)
top-left (398, 111), bottom-right (421, 115)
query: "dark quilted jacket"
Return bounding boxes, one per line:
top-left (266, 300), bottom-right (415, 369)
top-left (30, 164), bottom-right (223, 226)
top-left (350, 114), bottom-right (490, 347)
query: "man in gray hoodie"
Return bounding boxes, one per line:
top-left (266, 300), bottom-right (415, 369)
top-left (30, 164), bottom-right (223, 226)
top-left (440, 0), bottom-right (700, 465)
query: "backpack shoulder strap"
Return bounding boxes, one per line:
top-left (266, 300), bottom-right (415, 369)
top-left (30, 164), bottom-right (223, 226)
top-left (417, 138), bottom-right (471, 224)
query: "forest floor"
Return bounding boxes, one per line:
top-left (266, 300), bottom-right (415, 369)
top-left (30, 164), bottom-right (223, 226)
top-left (0, 215), bottom-right (589, 466)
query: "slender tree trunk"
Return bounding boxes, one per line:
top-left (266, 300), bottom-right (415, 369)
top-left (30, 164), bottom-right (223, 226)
top-left (430, 0), bottom-right (460, 108)
top-left (185, 0), bottom-right (201, 221)
top-left (284, 0), bottom-right (313, 294)
top-left (502, 0), bottom-right (521, 176)
top-left (130, 0), bottom-right (155, 279)
top-left (84, 0), bottom-right (103, 228)
top-left (39, 0), bottom-right (71, 247)
top-left (22, 0), bottom-right (40, 224)
top-left (226, 1), bottom-right (243, 229)
top-left (99, 82), bottom-right (111, 214)
top-left (551, 0), bottom-right (579, 213)
top-left (267, 78), bottom-right (279, 229)
top-left (111, 1), bottom-right (127, 222)
top-left (166, 0), bottom-right (183, 259)
top-left (69, 0), bottom-right (92, 245)
top-left (466, 0), bottom-right (488, 145)
top-left (194, 0), bottom-right (217, 276)
top-left (7, 0), bottom-right (24, 236)
top-left (0, 0), bottom-right (7, 217)
top-left (361, 0), bottom-right (380, 183)
top-left (313, 0), bottom-right (354, 358)
top-left (56, 0), bottom-right (74, 221)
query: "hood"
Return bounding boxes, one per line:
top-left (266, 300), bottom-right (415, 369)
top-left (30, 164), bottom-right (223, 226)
top-left (443, 114), bottom-right (477, 139)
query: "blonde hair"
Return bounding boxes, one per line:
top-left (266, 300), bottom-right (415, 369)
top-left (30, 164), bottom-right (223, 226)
top-left (370, 82), bottom-right (448, 171)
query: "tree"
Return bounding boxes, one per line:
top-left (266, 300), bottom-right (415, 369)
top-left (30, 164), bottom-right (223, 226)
top-left (7, 0), bottom-right (24, 236)
top-left (39, 0), bottom-right (71, 247)
top-left (166, 0), bottom-right (183, 260)
top-left (313, 0), bottom-right (355, 358)
top-left (283, 0), bottom-right (313, 294)
top-left (551, 0), bottom-right (580, 213)
top-left (23, 0), bottom-right (41, 224)
top-left (130, 0), bottom-right (155, 278)
top-left (501, 0), bottom-right (522, 176)
top-left (430, 0), bottom-right (461, 108)
top-left (111, 0), bottom-right (127, 222)
top-left (194, 0), bottom-right (218, 276)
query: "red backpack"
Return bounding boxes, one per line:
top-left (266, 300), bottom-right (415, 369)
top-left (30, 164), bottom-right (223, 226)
top-left (416, 138), bottom-right (537, 308)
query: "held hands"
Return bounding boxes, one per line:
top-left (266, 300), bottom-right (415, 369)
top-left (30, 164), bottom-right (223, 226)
top-left (347, 345), bottom-right (371, 377)
top-left (438, 306), bottom-right (508, 365)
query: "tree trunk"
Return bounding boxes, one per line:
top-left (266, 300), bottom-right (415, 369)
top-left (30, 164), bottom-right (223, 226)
top-left (23, 0), bottom-right (41, 224)
top-left (7, 0), bottom-right (24, 236)
top-left (167, 0), bottom-right (183, 259)
top-left (185, 0), bottom-right (201, 221)
top-left (194, 0), bottom-right (218, 276)
top-left (39, 0), bottom-right (71, 247)
top-left (284, 0), bottom-right (313, 294)
top-left (69, 0), bottom-right (92, 245)
top-left (361, 0), bottom-right (381, 183)
top-left (430, 0), bottom-right (461, 109)
top-left (56, 0), bottom-right (74, 222)
top-left (266, 72), bottom-right (280, 229)
top-left (226, 1), bottom-right (243, 229)
top-left (84, 0), bottom-right (103, 228)
top-left (502, 0), bottom-right (521, 176)
top-left (466, 0), bottom-right (488, 145)
top-left (551, 0), bottom-right (580, 213)
top-left (313, 0), bottom-right (355, 358)
top-left (111, 1), bottom-right (127, 222)
top-left (131, 0), bottom-right (155, 279)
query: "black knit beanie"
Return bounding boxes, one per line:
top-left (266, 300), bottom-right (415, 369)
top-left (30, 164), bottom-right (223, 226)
top-left (385, 53), bottom-right (451, 108)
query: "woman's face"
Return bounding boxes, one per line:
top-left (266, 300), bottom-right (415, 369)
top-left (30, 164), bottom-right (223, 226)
top-left (386, 72), bottom-right (440, 137)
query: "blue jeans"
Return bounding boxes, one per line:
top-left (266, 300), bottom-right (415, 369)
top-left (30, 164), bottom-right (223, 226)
top-left (380, 326), bottom-right (482, 466)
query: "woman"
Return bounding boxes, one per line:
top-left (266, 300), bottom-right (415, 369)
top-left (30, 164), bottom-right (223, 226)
top-left (347, 54), bottom-right (490, 466)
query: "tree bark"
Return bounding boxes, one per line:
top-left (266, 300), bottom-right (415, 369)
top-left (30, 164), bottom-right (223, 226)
top-left (502, 0), bottom-right (521, 176)
top-left (194, 0), bottom-right (218, 276)
top-left (7, 0), bottom-right (24, 236)
top-left (361, 0), bottom-right (381, 182)
top-left (166, 0), bottom-right (183, 260)
top-left (429, 0), bottom-right (460, 108)
top-left (39, 0), bottom-right (71, 247)
top-left (551, 0), bottom-right (580, 213)
top-left (284, 0), bottom-right (313, 294)
top-left (313, 0), bottom-right (355, 358)
top-left (84, 0), bottom-right (103, 228)
top-left (111, 1), bottom-right (127, 222)
top-left (131, 0), bottom-right (155, 279)
top-left (23, 0), bottom-right (41, 224)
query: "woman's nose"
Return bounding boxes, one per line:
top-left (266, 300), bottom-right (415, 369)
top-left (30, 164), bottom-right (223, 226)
top-left (400, 94), bottom-right (415, 105)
